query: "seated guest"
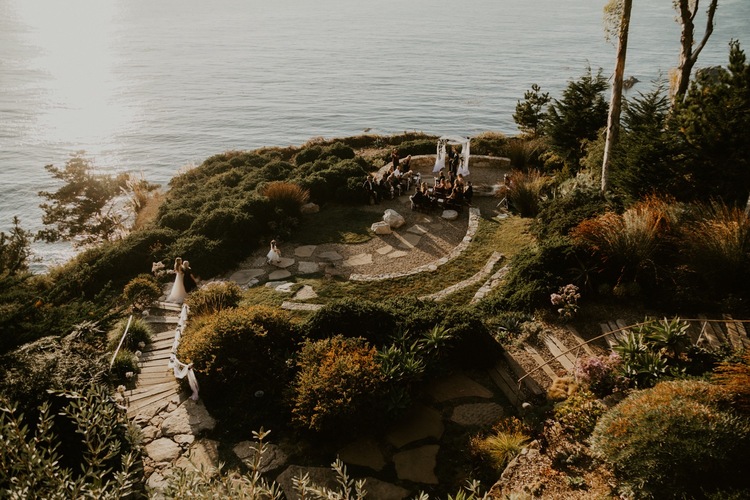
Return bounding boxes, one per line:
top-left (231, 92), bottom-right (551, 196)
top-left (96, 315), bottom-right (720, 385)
top-left (410, 186), bottom-right (427, 211)
top-left (391, 149), bottom-right (400, 169)
top-left (401, 155), bottom-right (412, 173)
top-left (455, 173), bottom-right (465, 189)
top-left (464, 181), bottom-right (474, 204)
top-left (446, 185), bottom-right (463, 210)
top-left (363, 175), bottom-right (379, 204)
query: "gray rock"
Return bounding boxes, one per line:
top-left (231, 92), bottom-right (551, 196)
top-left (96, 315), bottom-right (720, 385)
top-left (173, 434), bottom-right (195, 446)
top-left (393, 445), bottom-right (439, 484)
top-left (383, 209), bottom-right (405, 228)
top-left (140, 425), bottom-right (160, 443)
top-left (442, 209), bottom-right (459, 220)
top-left (343, 253), bottom-right (373, 267)
top-left (362, 477), bottom-right (410, 500)
top-left (160, 399), bottom-right (216, 437)
top-left (229, 269), bottom-right (265, 284)
top-left (297, 261), bottom-right (320, 274)
top-left (174, 439), bottom-right (220, 476)
top-left (146, 438), bottom-right (181, 463)
top-left (233, 441), bottom-right (288, 474)
top-left (318, 251), bottom-right (343, 261)
top-left (293, 285), bottom-right (317, 300)
top-left (371, 221), bottom-right (392, 235)
top-left (294, 245), bottom-right (317, 257)
top-left (277, 465), bottom-right (338, 500)
top-left (273, 257), bottom-right (296, 269)
top-left (427, 373), bottom-right (494, 402)
top-left (268, 269), bottom-right (292, 280)
top-left (146, 471), bottom-right (169, 492)
top-left (375, 245), bottom-right (394, 255)
top-left (386, 404), bottom-right (444, 448)
top-left (406, 224), bottom-right (428, 235)
top-left (450, 403), bottom-right (505, 427)
top-left (300, 202), bottom-right (319, 214)
top-left (337, 437), bottom-right (386, 472)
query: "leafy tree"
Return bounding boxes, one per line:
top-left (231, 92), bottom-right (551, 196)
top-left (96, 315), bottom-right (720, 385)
top-left (671, 40), bottom-right (750, 207)
top-left (544, 68), bottom-right (609, 172)
top-left (672, 0), bottom-right (719, 103)
top-left (0, 217), bottom-right (32, 276)
top-left (513, 84), bottom-right (550, 137)
top-left (37, 154), bottom-right (130, 247)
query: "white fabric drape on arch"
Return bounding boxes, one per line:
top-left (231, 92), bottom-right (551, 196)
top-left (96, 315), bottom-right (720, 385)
top-left (168, 304), bottom-right (200, 400)
top-left (433, 136), bottom-right (471, 175)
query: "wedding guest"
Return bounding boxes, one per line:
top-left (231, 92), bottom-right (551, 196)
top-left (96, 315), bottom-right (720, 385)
top-left (166, 257), bottom-right (187, 303)
top-left (267, 240), bottom-right (282, 266)
top-left (363, 175), bottom-right (379, 204)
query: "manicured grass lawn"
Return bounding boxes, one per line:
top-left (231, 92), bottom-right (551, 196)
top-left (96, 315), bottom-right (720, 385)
top-left (243, 214), bottom-right (534, 311)
top-left (289, 206), bottom-right (375, 244)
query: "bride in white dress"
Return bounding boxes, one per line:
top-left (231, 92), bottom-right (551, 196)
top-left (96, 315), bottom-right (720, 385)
top-left (166, 257), bottom-right (187, 303)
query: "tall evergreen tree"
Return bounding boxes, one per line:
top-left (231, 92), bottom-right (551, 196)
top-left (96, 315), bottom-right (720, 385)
top-left (544, 68), bottom-right (609, 172)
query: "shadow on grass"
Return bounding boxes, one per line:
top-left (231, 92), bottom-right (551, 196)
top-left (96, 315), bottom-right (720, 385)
top-left (291, 205), bottom-right (376, 245)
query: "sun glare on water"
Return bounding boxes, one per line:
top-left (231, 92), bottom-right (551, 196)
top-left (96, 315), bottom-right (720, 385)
top-left (16, 0), bottom-right (135, 147)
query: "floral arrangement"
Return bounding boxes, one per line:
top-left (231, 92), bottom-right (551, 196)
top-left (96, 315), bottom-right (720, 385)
top-left (550, 284), bottom-right (581, 321)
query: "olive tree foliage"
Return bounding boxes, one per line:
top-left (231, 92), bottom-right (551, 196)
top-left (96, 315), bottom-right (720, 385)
top-left (513, 84), bottom-right (550, 137)
top-left (37, 154), bottom-right (157, 247)
top-left (671, 0), bottom-right (719, 103)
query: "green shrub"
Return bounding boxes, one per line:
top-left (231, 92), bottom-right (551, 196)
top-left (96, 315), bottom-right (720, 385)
top-left (440, 307), bottom-right (499, 369)
top-left (470, 417), bottom-right (530, 472)
top-left (0, 384), bottom-right (140, 498)
top-left (506, 169), bottom-right (550, 218)
top-left (323, 142), bottom-right (355, 160)
top-left (295, 145), bottom-right (323, 166)
top-left (166, 235), bottom-right (225, 277)
top-left (177, 305), bottom-right (297, 407)
top-left (122, 273), bottom-right (161, 310)
top-left (591, 379), bottom-right (750, 498)
top-left (107, 316), bottom-right (153, 352)
top-left (158, 209), bottom-right (195, 231)
top-left (108, 350), bottom-right (140, 385)
top-left (469, 131), bottom-right (508, 156)
top-left (553, 389), bottom-right (605, 440)
top-left (184, 281), bottom-right (242, 317)
top-left (532, 187), bottom-right (610, 240)
top-left (291, 336), bottom-right (386, 434)
top-left (679, 202), bottom-right (750, 297)
top-left (304, 298), bottom-right (398, 347)
top-left (382, 296), bottom-right (441, 335)
top-left (483, 237), bottom-right (579, 313)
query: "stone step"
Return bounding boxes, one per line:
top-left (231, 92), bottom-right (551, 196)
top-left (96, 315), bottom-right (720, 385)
top-left (127, 381), bottom-right (179, 398)
top-left (487, 361), bottom-right (523, 410)
top-left (140, 350), bottom-right (173, 362)
top-left (564, 325), bottom-right (596, 356)
top-left (144, 315), bottom-right (179, 325)
top-left (280, 301), bottom-right (324, 311)
top-left (152, 301), bottom-right (183, 313)
top-left (137, 373), bottom-right (175, 386)
top-left (127, 391), bottom-right (188, 419)
top-left (523, 345), bottom-right (557, 380)
top-left (140, 361), bottom-right (171, 374)
top-left (722, 314), bottom-right (750, 350)
top-left (502, 351), bottom-right (544, 396)
top-left (127, 385), bottom-right (180, 411)
top-left (542, 335), bottom-right (576, 373)
top-left (697, 315), bottom-right (724, 349)
top-left (143, 337), bottom-right (176, 352)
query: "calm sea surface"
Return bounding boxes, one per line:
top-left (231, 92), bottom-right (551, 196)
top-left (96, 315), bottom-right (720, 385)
top-left (1, 0), bottom-right (748, 269)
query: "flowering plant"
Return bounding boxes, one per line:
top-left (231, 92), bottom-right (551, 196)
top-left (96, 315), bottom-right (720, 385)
top-left (550, 284), bottom-right (580, 321)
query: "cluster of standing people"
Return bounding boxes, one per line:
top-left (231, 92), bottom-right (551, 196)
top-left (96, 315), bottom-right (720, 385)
top-left (165, 257), bottom-right (198, 303)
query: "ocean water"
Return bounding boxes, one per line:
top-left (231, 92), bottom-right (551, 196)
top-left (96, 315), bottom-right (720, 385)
top-left (1, 0), bottom-right (748, 269)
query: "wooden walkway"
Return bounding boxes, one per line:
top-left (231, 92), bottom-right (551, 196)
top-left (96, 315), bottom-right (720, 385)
top-left (125, 302), bottom-right (187, 418)
top-left (486, 326), bottom-right (594, 412)
top-left (598, 316), bottom-right (750, 352)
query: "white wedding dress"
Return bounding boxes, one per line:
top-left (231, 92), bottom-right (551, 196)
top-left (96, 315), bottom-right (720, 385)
top-left (166, 268), bottom-right (187, 303)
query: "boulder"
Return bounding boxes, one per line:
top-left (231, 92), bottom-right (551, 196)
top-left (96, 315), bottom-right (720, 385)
top-left (441, 210), bottom-right (459, 220)
top-left (371, 221), bottom-right (392, 235)
top-left (145, 438), bottom-right (181, 463)
top-left (383, 209), bottom-right (405, 229)
top-left (160, 399), bottom-right (216, 437)
top-left (300, 202), bottom-right (319, 214)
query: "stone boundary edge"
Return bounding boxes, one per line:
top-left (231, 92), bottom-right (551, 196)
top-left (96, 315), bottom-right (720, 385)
top-left (349, 207), bottom-right (481, 282)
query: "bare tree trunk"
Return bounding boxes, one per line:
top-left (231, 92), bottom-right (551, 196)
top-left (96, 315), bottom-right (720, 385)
top-left (672, 0), bottom-right (718, 104)
top-left (601, 0), bottom-right (632, 193)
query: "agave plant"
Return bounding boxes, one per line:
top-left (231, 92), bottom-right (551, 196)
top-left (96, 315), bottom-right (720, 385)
top-left (641, 317), bottom-right (690, 357)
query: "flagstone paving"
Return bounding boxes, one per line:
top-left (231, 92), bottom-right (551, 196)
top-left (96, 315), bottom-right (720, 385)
top-left (294, 245), bottom-right (316, 258)
top-left (268, 269), bottom-right (292, 280)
